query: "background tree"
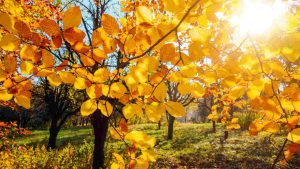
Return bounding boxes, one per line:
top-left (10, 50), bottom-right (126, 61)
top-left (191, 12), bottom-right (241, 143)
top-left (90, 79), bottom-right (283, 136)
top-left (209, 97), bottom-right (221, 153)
top-left (166, 81), bottom-right (194, 140)
top-left (40, 79), bottom-right (82, 149)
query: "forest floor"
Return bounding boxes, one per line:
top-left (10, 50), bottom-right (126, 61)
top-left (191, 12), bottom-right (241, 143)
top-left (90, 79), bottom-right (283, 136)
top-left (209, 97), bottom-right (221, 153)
top-left (12, 123), bottom-right (300, 169)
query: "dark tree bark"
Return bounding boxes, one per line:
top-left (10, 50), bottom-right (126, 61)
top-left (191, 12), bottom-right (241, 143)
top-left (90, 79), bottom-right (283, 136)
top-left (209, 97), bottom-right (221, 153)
top-left (91, 110), bottom-right (109, 169)
top-left (47, 106), bottom-right (79, 149)
top-left (157, 120), bottom-right (161, 130)
top-left (167, 113), bottom-right (175, 140)
top-left (212, 121), bottom-right (216, 133)
top-left (48, 126), bottom-right (59, 149)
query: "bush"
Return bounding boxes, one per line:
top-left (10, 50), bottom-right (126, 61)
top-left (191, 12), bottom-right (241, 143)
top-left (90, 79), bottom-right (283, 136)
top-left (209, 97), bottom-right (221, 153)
top-left (235, 112), bottom-right (261, 130)
top-left (0, 141), bottom-right (93, 169)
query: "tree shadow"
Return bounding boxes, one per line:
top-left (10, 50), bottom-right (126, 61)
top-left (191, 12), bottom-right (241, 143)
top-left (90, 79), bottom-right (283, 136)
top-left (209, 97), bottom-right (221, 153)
top-left (19, 133), bottom-right (93, 148)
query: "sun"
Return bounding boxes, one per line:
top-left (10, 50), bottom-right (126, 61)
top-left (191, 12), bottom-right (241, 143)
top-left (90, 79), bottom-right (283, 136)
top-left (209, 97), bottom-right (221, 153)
top-left (231, 0), bottom-right (288, 35)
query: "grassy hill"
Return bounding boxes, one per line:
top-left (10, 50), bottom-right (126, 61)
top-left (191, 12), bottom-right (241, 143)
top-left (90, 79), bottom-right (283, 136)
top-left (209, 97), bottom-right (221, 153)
top-left (2, 123), bottom-right (299, 168)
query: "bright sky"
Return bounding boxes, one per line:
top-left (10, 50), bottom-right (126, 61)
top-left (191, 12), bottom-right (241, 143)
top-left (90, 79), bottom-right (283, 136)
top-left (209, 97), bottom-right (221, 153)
top-left (230, 0), bottom-right (288, 36)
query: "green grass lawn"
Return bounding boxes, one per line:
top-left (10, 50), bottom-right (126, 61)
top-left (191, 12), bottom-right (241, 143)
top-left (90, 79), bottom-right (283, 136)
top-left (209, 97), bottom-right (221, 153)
top-left (5, 123), bottom-right (300, 168)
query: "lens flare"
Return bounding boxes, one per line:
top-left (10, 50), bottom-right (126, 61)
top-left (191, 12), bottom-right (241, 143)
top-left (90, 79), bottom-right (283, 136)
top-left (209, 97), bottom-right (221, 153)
top-left (231, 0), bottom-right (288, 35)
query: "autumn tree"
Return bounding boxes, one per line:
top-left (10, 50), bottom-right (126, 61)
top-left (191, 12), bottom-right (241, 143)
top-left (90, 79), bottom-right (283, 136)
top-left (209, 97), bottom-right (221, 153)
top-left (166, 81), bottom-right (194, 140)
top-left (41, 79), bottom-right (82, 149)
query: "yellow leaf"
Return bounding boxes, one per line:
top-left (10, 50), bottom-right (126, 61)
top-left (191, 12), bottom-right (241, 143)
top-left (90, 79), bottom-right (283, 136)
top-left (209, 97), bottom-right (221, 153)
top-left (123, 103), bottom-right (143, 119)
top-left (98, 100), bottom-right (113, 117)
top-left (110, 128), bottom-right (123, 140)
top-left (163, 0), bottom-right (185, 13)
top-left (293, 101), bottom-right (300, 112)
top-left (42, 49), bottom-right (55, 68)
top-left (81, 99), bottom-right (97, 116)
top-left (0, 34), bottom-right (20, 51)
top-left (102, 14), bottom-right (119, 36)
top-left (47, 74), bottom-right (62, 87)
top-left (111, 163), bottom-right (120, 169)
top-left (189, 42), bottom-right (204, 61)
top-left (249, 119), bottom-right (269, 136)
top-left (20, 61), bottom-right (34, 75)
top-left (92, 28), bottom-right (107, 47)
top-left (263, 122), bottom-right (280, 133)
top-left (203, 71), bottom-right (217, 84)
top-left (0, 88), bottom-right (13, 101)
top-left (145, 102), bottom-right (164, 122)
top-left (137, 83), bottom-right (152, 97)
top-left (74, 77), bottom-right (87, 90)
top-left (141, 150), bottom-right (157, 162)
top-left (93, 49), bottom-right (107, 63)
top-left (112, 152), bottom-right (125, 165)
top-left (178, 83), bottom-right (191, 95)
top-left (281, 47), bottom-right (300, 62)
top-left (94, 68), bottom-right (110, 83)
top-left (125, 131), bottom-right (156, 149)
top-left (20, 45), bottom-right (38, 62)
top-left (103, 37), bottom-right (117, 53)
top-left (165, 101), bottom-right (185, 118)
top-left (189, 27), bottom-right (210, 43)
top-left (288, 128), bottom-right (300, 144)
top-left (231, 118), bottom-right (239, 123)
top-left (227, 124), bottom-right (240, 130)
top-left (80, 55), bottom-right (95, 67)
top-left (34, 67), bottom-right (53, 77)
top-left (229, 86), bottom-right (245, 99)
top-left (73, 42), bottom-right (90, 53)
top-left (124, 34), bottom-right (135, 54)
top-left (63, 6), bottom-right (82, 30)
top-left (109, 82), bottom-right (127, 98)
top-left (14, 93), bottom-right (31, 109)
top-left (135, 156), bottom-right (149, 169)
top-left (58, 71), bottom-right (76, 84)
top-left (181, 63), bottom-right (197, 78)
top-left (86, 84), bottom-right (102, 99)
top-left (138, 57), bottom-right (159, 73)
top-left (147, 26), bottom-right (161, 46)
top-left (136, 6), bottom-right (153, 25)
top-left (191, 82), bottom-right (205, 98)
top-left (153, 83), bottom-right (167, 102)
top-left (0, 12), bottom-right (15, 32)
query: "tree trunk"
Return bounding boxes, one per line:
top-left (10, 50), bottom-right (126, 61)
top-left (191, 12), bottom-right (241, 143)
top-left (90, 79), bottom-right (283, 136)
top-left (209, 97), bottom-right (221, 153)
top-left (212, 121), bottom-right (216, 133)
top-left (157, 120), bottom-right (161, 130)
top-left (48, 118), bottom-right (59, 149)
top-left (167, 114), bottom-right (175, 140)
top-left (91, 110), bottom-right (109, 169)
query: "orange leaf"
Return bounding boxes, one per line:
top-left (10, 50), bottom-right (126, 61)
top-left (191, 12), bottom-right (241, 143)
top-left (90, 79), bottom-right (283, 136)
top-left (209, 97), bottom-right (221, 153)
top-left (102, 14), bottom-right (119, 36)
top-left (39, 18), bottom-right (61, 36)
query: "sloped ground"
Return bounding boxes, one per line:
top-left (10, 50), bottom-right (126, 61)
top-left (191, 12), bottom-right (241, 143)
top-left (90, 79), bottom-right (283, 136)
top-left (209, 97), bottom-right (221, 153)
top-left (11, 123), bottom-right (300, 168)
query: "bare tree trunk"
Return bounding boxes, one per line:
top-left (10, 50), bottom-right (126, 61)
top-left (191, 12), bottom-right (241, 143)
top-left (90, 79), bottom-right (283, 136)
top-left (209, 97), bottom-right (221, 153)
top-left (91, 110), bottom-right (109, 169)
top-left (167, 113), bottom-right (175, 140)
top-left (85, 118), bottom-right (89, 126)
top-left (212, 121), bottom-right (216, 133)
top-left (157, 120), bottom-right (161, 130)
top-left (48, 116), bottom-right (58, 149)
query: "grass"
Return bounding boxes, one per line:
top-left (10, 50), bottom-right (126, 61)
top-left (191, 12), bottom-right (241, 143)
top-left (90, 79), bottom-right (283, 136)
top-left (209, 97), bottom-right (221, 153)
top-left (5, 123), bottom-right (300, 168)
top-left (14, 126), bottom-right (94, 146)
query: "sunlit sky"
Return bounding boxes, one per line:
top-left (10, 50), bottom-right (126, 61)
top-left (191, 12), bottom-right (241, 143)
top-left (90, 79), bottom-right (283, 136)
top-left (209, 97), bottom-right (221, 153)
top-left (230, 0), bottom-right (288, 35)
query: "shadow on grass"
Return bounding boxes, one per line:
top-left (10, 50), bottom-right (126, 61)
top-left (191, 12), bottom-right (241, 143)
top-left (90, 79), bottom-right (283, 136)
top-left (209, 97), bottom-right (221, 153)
top-left (19, 133), bottom-right (94, 149)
